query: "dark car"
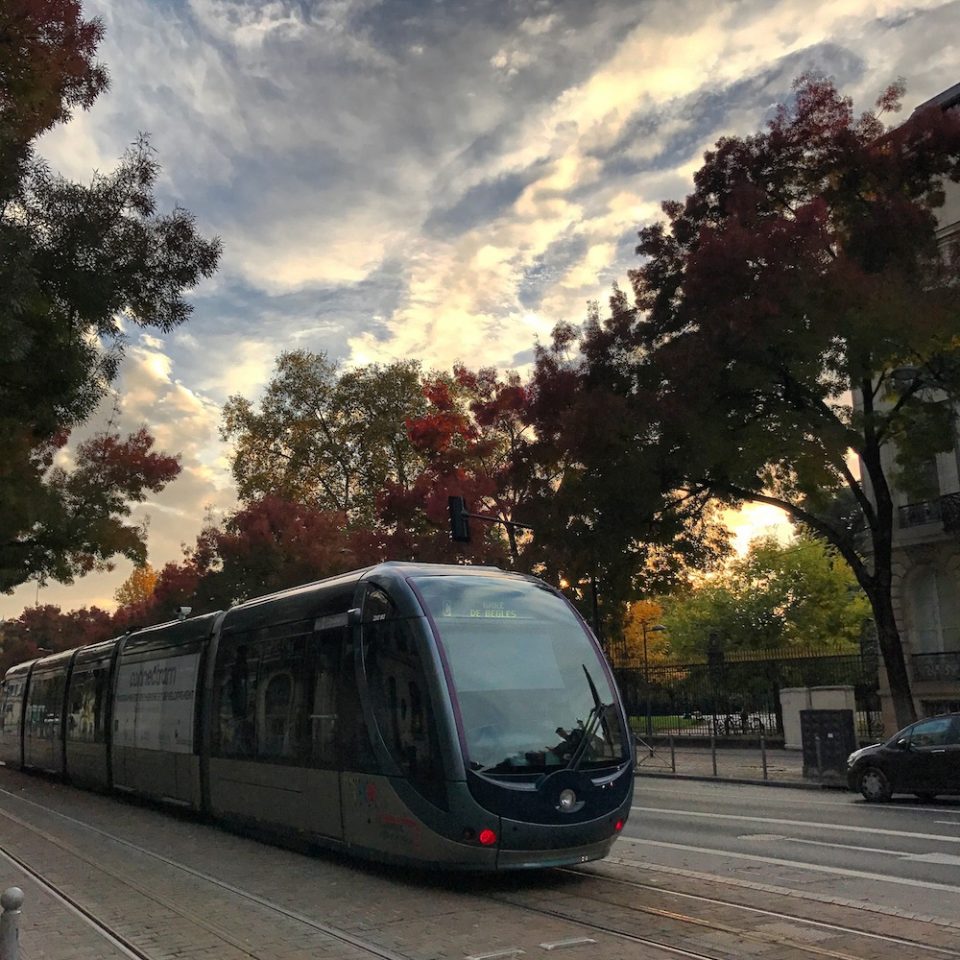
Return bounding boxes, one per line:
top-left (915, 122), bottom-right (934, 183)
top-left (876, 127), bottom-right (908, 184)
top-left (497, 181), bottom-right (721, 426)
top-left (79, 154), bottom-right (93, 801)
top-left (847, 713), bottom-right (960, 802)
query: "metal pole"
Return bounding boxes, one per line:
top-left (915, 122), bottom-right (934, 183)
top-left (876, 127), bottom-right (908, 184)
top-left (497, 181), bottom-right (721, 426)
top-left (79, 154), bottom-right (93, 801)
top-left (590, 574), bottom-right (601, 642)
top-left (815, 734), bottom-right (823, 781)
top-left (669, 734), bottom-right (676, 773)
top-left (1, 887), bottom-right (23, 960)
top-left (643, 622), bottom-right (652, 738)
top-left (760, 732), bottom-right (768, 781)
top-left (710, 722), bottom-right (717, 777)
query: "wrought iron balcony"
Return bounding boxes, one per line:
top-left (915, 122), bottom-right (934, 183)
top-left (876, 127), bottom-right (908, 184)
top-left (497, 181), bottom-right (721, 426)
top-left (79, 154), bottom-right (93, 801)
top-left (912, 651), bottom-right (960, 682)
top-left (942, 492), bottom-right (960, 532)
top-left (898, 499), bottom-right (942, 528)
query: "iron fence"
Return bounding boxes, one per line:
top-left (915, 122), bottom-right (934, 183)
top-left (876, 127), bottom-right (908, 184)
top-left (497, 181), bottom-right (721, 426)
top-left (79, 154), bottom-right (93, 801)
top-left (613, 648), bottom-right (882, 742)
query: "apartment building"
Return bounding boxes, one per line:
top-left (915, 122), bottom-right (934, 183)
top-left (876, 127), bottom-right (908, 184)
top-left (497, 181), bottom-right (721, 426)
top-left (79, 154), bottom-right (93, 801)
top-left (871, 82), bottom-right (960, 729)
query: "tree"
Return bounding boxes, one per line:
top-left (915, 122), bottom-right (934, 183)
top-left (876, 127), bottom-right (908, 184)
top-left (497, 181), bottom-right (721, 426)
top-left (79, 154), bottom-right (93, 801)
top-left (555, 76), bottom-right (960, 728)
top-left (1, 427), bottom-right (181, 592)
top-left (221, 353), bottom-right (425, 525)
top-left (199, 496), bottom-right (364, 606)
top-left (392, 365), bottom-right (542, 566)
top-left (0, 602), bottom-right (113, 674)
top-left (660, 534), bottom-right (870, 658)
top-left (1, 0), bottom-right (220, 593)
top-left (0, 0), bottom-right (108, 195)
top-left (617, 599), bottom-right (672, 668)
top-left (528, 306), bottom-right (731, 641)
top-left (114, 562), bottom-right (158, 607)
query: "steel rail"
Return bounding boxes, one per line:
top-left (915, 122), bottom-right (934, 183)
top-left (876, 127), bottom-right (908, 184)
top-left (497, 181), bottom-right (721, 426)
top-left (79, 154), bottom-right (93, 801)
top-left (564, 865), bottom-right (960, 957)
top-left (0, 796), bottom-right (410, 960)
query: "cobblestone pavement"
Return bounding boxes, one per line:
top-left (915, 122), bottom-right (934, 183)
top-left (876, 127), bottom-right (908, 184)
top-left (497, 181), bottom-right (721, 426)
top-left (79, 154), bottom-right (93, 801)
top-left (0, 761), bottom-right (939, 960)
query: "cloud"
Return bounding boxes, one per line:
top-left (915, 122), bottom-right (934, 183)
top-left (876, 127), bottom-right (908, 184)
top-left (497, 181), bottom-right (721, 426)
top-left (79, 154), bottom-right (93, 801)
top-left (6, 0), bottom-right (957, 619)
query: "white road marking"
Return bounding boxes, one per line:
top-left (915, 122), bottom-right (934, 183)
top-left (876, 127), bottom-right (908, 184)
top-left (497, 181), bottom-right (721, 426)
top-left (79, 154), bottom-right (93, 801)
top-left (617, 835), bottom-right (960, 893)
top-left (739, 833), bottom-right (897, 856)
top-left (631, 804), bottom-right (960, 843)
top-left (905, 853), bottom-right (960, 866)
top-left (740, 833), bottom-right (960, 864)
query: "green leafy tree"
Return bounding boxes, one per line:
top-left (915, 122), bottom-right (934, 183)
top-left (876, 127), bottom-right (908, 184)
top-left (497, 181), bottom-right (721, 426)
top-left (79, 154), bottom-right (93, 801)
top-left (544, 76), bottom-right (960, 727)
top-left (661, 534), bottom-right (870, 658)
top-left (221, 352), bottom-right (425, 525)
top-left (1, 0), bottom-right (220, 592)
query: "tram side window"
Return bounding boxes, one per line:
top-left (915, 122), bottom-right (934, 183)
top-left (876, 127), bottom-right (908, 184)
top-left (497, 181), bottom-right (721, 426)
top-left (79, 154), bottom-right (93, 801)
top-left (215, 622), bottom-right (315, 763)
top-left (26, 675), bottom-right (65, 739)
top-left (259, 668), bottom-right (298, 759)
top-left (338, 631), bottom-right (377, 774)
top-left (364, 616), bottom-right (445, 804)
top-left (216, 640), bottom-right (260, 757)
top-left (1, 678), bottom-right (26, 737)
top-left (67, 668), bottom-right (108, 743)
top-left (309, 640), bottom-right (339, 766)
top-left (0, 682), bottom-right (13, 735)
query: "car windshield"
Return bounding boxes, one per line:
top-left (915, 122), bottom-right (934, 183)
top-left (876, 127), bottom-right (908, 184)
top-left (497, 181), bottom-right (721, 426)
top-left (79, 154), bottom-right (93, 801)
top-left (413, 575), bottom-right (627, 774)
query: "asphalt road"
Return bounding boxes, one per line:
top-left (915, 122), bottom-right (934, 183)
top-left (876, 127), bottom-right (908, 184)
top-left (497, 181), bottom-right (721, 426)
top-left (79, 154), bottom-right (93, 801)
top-left (618, 777), bottom-right (960, 923)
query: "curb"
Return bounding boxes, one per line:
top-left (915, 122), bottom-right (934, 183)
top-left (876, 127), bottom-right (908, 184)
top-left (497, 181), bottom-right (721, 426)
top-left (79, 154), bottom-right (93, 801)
top-left (636, 770), bottom-right (847, 790)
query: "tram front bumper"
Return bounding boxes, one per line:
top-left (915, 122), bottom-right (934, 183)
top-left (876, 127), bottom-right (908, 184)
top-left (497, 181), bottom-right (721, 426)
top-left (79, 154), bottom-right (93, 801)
top-left (496, 833), bottom-right (618, 870)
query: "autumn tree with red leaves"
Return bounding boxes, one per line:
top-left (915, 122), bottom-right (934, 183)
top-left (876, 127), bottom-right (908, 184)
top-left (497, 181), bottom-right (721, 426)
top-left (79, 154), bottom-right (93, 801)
top-left (544, 76), bottom-right (960, 728)
top-left (1, 0), bottom-right (220, 593)
top-left (389, 366), bottom-right (541, 565)
top-left (0, 602), bottom-right (113, 674)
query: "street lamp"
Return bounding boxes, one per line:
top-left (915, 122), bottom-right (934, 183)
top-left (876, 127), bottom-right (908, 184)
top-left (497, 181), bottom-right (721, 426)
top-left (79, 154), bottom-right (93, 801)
top-left (641, 622), bottom-right (667, 738)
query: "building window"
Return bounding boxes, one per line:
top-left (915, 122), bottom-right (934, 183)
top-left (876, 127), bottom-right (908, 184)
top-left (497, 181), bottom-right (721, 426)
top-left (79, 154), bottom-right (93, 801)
top-left (905, 566), bottom-right (960, 654)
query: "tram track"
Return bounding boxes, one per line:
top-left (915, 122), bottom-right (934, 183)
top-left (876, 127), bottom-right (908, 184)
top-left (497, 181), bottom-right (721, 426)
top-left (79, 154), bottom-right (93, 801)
top-left (480, 861), bottom-right (960, 960)
top-left (3, 782), bottom-right (960, 960)
top-left (564, 864), bottom-right (960, 957)
top-left (0, 793), bottom-right (412, 960)
top-left (487, 887), bottom-right (955, 960)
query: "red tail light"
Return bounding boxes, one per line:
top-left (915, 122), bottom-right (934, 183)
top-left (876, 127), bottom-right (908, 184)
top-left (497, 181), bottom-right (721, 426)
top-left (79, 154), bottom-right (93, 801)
top-left (478, 828), bottom-right (497, 846)
top-left (614, 819), bottom-right (624, 832)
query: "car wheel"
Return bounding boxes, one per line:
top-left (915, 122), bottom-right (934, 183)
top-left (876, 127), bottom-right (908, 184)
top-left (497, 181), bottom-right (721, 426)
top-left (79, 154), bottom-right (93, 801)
top-left (858, 767), bottom-right (892, 802)
top-left (914, 792), bottom-right (937, 803)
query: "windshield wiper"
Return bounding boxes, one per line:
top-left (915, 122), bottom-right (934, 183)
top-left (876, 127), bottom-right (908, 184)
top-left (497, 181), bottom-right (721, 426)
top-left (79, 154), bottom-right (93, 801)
top-left (566, 664), bottom-right (610, 772)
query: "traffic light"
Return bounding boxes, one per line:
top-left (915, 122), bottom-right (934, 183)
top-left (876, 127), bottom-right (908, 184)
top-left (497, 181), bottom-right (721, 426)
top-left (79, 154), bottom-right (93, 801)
top-left (448, 495), bottom-right (471, 542)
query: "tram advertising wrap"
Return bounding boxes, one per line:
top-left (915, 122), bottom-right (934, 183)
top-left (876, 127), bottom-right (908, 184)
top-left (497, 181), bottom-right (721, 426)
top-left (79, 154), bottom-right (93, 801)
top-left (0, 563), bottom-right (634, 870)
top-left (114, 654), bottom-right (201, 753)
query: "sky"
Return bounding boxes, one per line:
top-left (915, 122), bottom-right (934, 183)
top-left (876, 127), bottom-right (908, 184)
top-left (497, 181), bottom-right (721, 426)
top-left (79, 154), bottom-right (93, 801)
top-left (2, 0), bottom-right (958, 619)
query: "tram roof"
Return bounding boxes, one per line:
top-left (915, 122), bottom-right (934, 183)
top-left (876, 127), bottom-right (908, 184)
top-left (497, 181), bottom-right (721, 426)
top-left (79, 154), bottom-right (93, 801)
top-left (218, 561), bottom-right (536, 632)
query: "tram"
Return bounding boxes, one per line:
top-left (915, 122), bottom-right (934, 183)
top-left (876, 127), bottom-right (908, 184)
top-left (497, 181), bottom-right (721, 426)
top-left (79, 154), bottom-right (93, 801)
top-left (0, 562), bottom-right (633, 870)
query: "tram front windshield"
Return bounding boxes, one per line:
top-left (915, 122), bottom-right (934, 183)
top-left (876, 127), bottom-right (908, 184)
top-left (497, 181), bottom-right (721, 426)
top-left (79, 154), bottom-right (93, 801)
top-left (414, 576), bottom-right (627, 775)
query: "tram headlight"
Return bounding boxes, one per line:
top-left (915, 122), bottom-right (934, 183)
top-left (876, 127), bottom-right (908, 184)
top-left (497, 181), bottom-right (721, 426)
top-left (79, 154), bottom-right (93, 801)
top-left (558, 788), bottom-right (577, 812)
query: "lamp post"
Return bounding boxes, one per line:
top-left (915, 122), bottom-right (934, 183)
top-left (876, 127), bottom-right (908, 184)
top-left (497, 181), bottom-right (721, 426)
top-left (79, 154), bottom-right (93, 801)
top-left (641, 621), bottom-right (667, 738)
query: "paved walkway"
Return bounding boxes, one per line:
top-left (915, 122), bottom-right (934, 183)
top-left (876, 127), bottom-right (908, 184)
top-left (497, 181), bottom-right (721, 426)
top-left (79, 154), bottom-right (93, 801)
top-left (634, 740), bottom-right (847, 787)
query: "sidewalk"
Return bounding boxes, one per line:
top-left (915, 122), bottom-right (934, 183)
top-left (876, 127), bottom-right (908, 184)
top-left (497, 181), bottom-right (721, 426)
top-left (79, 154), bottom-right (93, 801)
top-left (634, 740), bottom-right (845, 788)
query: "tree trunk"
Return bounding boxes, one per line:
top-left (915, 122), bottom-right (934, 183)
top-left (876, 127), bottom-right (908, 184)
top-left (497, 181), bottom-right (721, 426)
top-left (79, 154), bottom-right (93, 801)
top-left (869, 584), bottom-right (917, 731)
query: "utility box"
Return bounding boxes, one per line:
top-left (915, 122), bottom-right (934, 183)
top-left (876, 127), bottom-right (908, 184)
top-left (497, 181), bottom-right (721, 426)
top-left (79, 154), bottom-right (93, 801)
top-left (800, 709), bottom-right (857, 782)
top-left (780, 686), bottom-right (856, 749)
